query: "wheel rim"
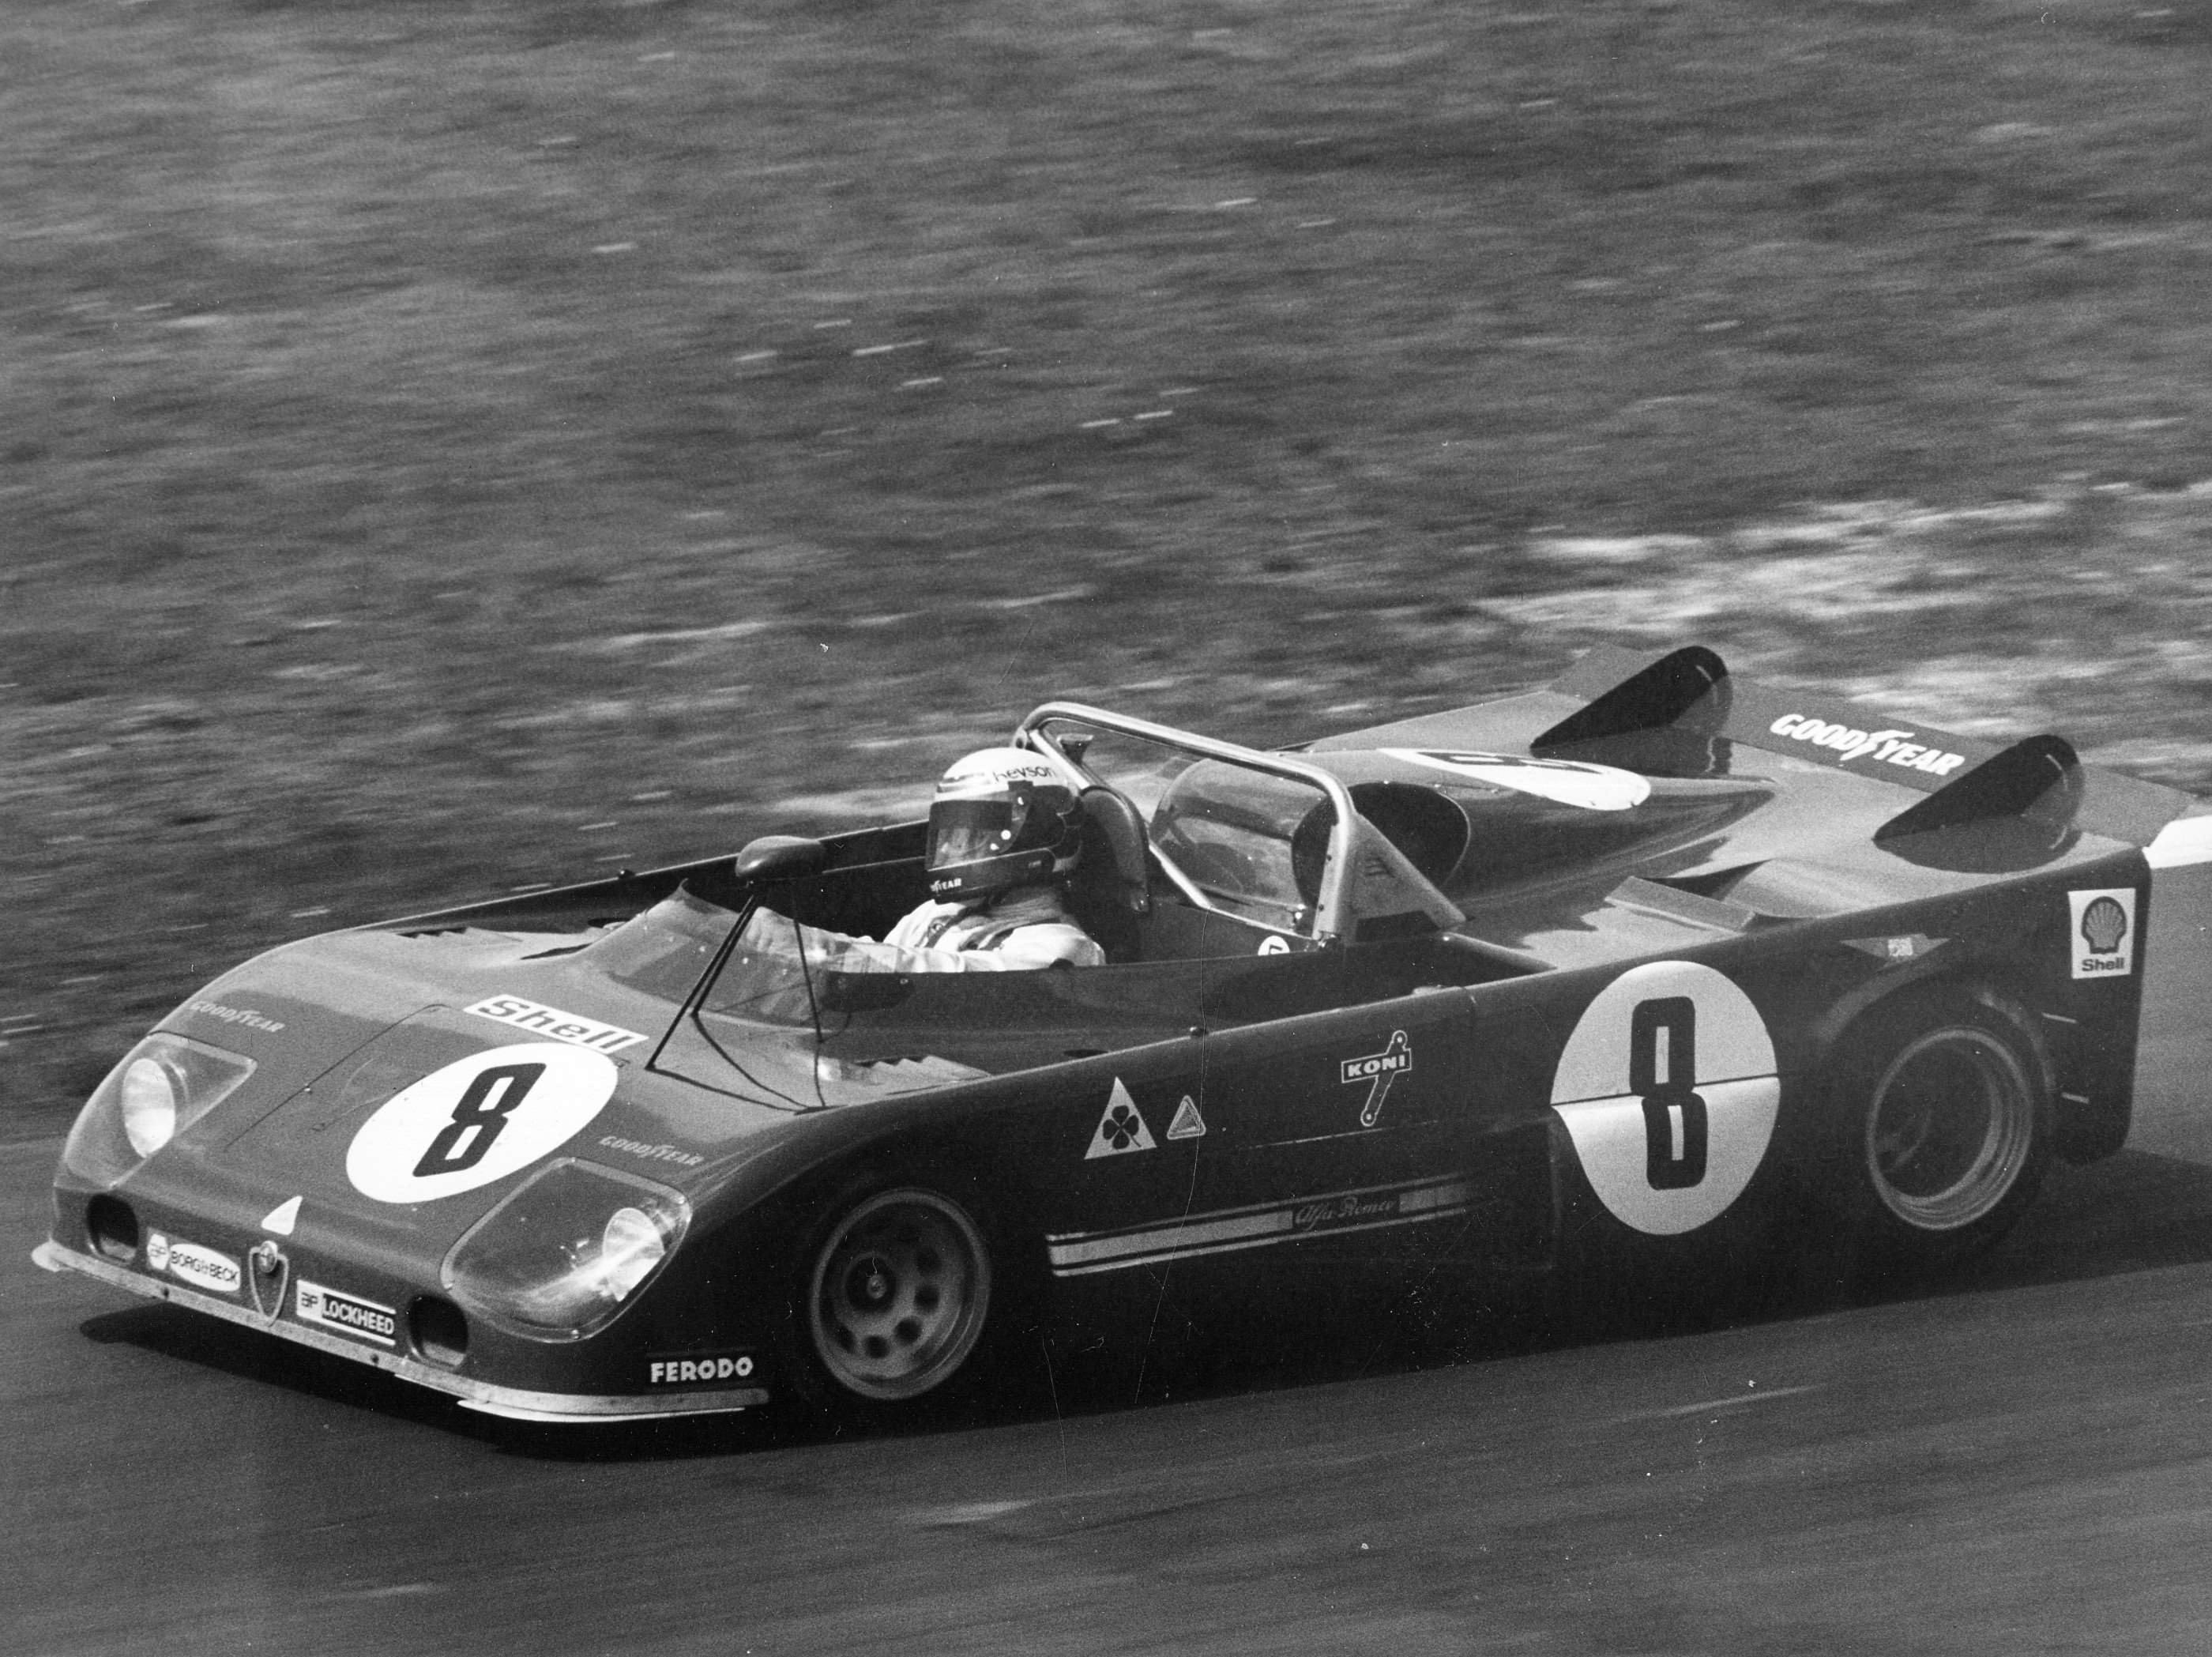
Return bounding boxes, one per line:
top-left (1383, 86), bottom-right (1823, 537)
top-left (1863, 1025), bottom-right (2037, 1231)
top-left (807, 1188), bottom-right (991, 1403)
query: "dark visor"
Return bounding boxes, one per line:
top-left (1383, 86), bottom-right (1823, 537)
top-left (927, 795), bottom-right (1031, 868)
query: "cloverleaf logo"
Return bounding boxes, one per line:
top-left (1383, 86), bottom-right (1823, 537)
top-left (1084, 1079), bottom-right (1158, 1160)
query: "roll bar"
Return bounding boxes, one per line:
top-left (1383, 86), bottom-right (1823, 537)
top-left (1014, 701), bottom-right (1367, 945)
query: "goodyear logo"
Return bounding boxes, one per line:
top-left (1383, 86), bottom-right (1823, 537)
top-left (1768, 714), bottom-right (1968, 778)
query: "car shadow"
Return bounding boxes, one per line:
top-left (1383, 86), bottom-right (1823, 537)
top-left (75, 1148), bottom-right (2212, 1462)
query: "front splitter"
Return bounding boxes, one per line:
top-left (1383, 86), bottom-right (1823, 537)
top-left (33, 1241), bottom-right (771, 1424)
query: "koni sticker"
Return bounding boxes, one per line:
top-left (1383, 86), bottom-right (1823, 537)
top-left (1550, 961), bottom-right (1780, 1236)
top-left (345, 1042), bottom-right (619, 1203)
top-left (2068, 888), bottom-right (2137, 979)
top-left (1085, 1079), bottom-right (1157, 1160)
top-left (1341, 1030), bottom-right (1412, 1128)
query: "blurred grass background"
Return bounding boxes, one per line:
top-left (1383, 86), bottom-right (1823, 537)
top-left (6, 0), bottom-right (2210, 1129)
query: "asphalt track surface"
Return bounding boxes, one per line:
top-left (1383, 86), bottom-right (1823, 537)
top-left (18, 1136), bottom-right (2212, 1657)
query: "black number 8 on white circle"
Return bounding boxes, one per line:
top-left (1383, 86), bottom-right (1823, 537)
top-left (1551, 962), bottom-right (1781, 1237)
top-left (1631, 997), bottom-right (1707, 1191)
top-left (348, 1043), bottom-right (620, 1204)
top-left (411, 1061), bottom-right (546, 1178)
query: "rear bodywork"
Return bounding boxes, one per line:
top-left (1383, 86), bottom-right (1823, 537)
top-left (37, 643), bottom-right (2212, 1422)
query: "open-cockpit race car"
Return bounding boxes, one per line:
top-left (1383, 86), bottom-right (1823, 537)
top-left (36, 645), bottom-right (2212, 1423)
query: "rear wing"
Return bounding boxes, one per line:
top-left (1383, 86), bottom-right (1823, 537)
top-left (1557, 645), bottom-right (2195, 845)
top-left (1321, 643), bottom-right (2195, 849)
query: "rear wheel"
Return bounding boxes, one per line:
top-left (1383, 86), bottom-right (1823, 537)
top-left (1822, 987), bottom-right (2052, 1283)
top-left (801, 1184), bottom-right (994, 1409)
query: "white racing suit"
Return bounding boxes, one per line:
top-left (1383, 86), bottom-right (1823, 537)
top-left (734, 886), bottom-right (1104, 999)
top-left (878, 884), bottom-right (1106, 970)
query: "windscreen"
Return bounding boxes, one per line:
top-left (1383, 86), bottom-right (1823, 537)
top-left (577, 886), bottom-right (743, 1004)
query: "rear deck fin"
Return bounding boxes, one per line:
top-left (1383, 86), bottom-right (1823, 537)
top-left (1532, 645), bottom-right (1730, 754)
top-left (1873, 734), bottom-right (2082, 845)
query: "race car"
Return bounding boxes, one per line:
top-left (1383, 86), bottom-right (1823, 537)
top-left (36, 643), bottom-right (2212, 1424)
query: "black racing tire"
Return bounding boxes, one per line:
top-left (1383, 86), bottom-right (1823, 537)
top-left (1816, 985), bottom-right (2052, 1286)
top-left (787, 1172), bottom-right (1006, 1420)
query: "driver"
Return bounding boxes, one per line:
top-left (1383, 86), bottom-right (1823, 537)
top-left (747, 748), bottom-right (1105, 977)
top-left (878, 748), bottom-right (1106, 969)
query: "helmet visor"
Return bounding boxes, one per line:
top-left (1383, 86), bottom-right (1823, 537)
top-left (927, 794), bottom-right (1031, 870)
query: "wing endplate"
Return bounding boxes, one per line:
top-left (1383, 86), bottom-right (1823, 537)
top-left (1532, 645), bottom-right (1732, 777)
top-left (1875, 734), bottom-right (2082, 844)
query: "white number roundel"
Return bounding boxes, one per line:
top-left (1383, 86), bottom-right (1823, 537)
top-left (1382, 749), bottom-right (1650, 812)
top-left (345, 1042), bottom-right (619, 1204)
top-left (1550, 961), bottom-right (1779, 1236)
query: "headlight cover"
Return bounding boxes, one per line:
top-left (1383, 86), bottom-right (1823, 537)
top-left (441, 1159), bottom-right (690, 1343)
top-left (62, 1034), bottom-right (258, 1184)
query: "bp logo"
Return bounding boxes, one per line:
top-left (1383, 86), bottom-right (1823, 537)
top-left (346, 1043), bottom-right (620, 1203)
top-left (1550, 961), bottom-right (1780, 1236)
top-left (2067, 888), bottom-right (2136, 980)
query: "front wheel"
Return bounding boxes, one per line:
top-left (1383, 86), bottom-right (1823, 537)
top-left (1821, 986), bottom-right (2052, 1283)
top-left (801, 1184), bottom-right (995, 1409)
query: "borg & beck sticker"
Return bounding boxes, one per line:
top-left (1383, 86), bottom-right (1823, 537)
top-left (2068, 888), bottom-right (2137, 979)
top-left (1550, 960), bottom-right (1780, 1237)
top-left (145, 1231), bottom-right (243, 1295)
top-left (295, 1280), bottom-right (398, 1346)
top-left (345, 1042), bottom-right (619, 1203)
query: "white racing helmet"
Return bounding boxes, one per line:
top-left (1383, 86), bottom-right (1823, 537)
top-left (923, 748), bottom-right (1085, 899)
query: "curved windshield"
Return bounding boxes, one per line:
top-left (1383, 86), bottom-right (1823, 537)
top-left (578, 886), bottom-right (743, 1003)
top-left (698, 904), bottom-right (830, 1029)
top-left (1149, 759), bottom-right (1330, 930)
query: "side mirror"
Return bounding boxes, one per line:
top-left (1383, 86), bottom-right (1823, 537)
top-left (730, 835), bottom-right (829, 883)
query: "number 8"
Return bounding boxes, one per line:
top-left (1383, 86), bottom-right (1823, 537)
top-left (1631, 997), bottom-right (1708, 1191)
top-left (412, 1061), bottom-right (544, 1178)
